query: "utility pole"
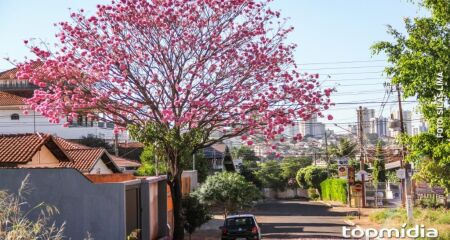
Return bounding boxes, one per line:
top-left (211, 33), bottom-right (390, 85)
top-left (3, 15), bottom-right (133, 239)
top-left (114, 133), bottom-right (119, 156)
top-left (358, 106), bottom-right (366, 207)
top-left (313, 149), bottom-right (317, 165)
top-left (324, 131), bottom-right (330, 175)
top-left (155, 155), bottom-right (159, 176)
top-left (33, 110), bottom-right (36, 133)
top-left (396, 84), bottom-right (413, 222)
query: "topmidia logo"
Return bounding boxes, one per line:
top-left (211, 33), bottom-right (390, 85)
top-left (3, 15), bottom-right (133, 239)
top-left (342, 224), bottom-right (439, 239)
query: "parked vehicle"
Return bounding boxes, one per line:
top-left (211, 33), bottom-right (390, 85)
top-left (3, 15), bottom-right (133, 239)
top-left (220, 214), bottom-right (261, 240)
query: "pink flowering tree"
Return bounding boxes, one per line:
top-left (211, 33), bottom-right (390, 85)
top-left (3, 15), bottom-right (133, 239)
top-left (17, 0), bottom-right (333, 238)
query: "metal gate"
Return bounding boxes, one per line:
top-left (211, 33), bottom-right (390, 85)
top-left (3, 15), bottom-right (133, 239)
top-left (364, 182), bottom-right (402, 208)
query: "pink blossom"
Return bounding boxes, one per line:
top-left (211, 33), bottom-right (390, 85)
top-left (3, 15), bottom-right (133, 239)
top-left (16, 0), bottom-right (332, 160)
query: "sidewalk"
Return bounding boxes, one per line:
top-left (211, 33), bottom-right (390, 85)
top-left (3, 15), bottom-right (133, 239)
top-left (330, 204), bottom-right (384, 229)
top-left (184, 215), bottom-right (224, 240)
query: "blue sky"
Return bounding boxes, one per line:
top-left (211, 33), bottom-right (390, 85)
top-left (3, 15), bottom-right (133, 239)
top-left (0, 0), bottom-right (425, 133)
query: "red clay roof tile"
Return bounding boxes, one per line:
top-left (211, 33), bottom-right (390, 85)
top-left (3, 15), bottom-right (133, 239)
top-left (0, 133), bottom-right (51, 163)
top-left (110, 155), bottom-right (141, 168)
top-left (0, 91), bottom-right (26, 106)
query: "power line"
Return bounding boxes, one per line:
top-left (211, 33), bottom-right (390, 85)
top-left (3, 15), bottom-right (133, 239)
top-left (299, 59), bottom-right (386, 65)
top-left (324, 77), bottom-right (388, 82)
top-left (302, 65), bottom-right (387, 71)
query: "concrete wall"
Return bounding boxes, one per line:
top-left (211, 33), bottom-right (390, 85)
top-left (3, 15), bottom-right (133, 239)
top-left (263, 188), bottom-right (308, 199)
top-left (140, 176), bottom-right (168, 240)
top-left (0, 169), bottom-right (126, 240)
top-left (182, 170), bottom-right (198, 192)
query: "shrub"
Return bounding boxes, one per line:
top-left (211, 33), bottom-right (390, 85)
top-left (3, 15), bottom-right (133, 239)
top-left (280, 157), bottom-right (312, 180)
top-left (182, 194), bottom-right (211, 240)
top-left (369, 208), bottom-right (450, 240)
top-left (195, 172), bottom-right (261, 216)
top-left (418, 196), bottom-right (443, 209)
top-left (296, 166), bottom-right (328, 190)
top-left (307, 188), bottom-right (320, 200)
top-left (320, 178), bottom-right (348, 204)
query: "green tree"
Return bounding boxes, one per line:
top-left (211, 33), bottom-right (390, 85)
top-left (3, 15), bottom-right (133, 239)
top-left (330, 138), bottom-right (357, 159)
top-left (136, 145), bottom-right (210, 183)
top-left (232, 146), bottom-right (260, 163)
top-left (387, 170), bottom-right (400, 183)
top-left (255, 160), bottom-right (285, 190)
top-left (239, 161), bottom-right (262, 189)
top-left (182, 194), bottom-right (211, 240)
top-left (371, 0), bottom-right (450, 192)
top-left (348, 159), bottom-right (369, 172)
top-left (372, 141), bottom-right (387, 185)
top-left (183, 152), bottom-right (210, 183)
top-left (135, 145), bottom-right (168, 176)
top-left (78, 134), bottom-right (113, 152)
top-left (195, 172), bottom-right (261, 216)
top-left (280, 157), bottom-right (312, 180)
top-left (296, 166), bottom-right (328, 192)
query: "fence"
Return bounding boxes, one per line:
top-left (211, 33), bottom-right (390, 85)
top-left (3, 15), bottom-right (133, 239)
top-left (364, 182), bottom-right (402, 208)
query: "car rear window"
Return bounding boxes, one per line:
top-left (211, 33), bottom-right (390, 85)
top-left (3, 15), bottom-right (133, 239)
top-left (225, 217), bottom-right (255, 227)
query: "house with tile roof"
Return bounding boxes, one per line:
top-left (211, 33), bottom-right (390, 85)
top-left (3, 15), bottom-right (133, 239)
top-left (0, 66), bottom-right (129, 141)
top-left (0, 133), bottom-right (141, 174)
top-left (0, 132), bottom-right (169, 240)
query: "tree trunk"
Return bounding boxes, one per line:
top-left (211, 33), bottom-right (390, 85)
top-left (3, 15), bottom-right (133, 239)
top-left (169, 171), bottom-right (185, 240)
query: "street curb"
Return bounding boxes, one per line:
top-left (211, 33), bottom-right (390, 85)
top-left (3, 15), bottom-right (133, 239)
top-left (316, 200), bottom-right (333, 207)
top-left (344, 220), bottom-right (356, 227)
top-left (344, 219), bottom-right (364, 232)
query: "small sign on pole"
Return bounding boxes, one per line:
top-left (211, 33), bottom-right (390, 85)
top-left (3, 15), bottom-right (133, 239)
top-left (396, 169), bottom-right (406, 179)
top-left (354, 183), bottom-right (363, 192)
top-left (338, 166), bottom-right (348, 177)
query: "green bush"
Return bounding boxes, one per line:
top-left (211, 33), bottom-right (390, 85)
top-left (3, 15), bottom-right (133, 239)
top-left (296, 165), bottom-right (328, 190)
top-left (320, 178), bottom-right (347, 204)
top-left (307, 188), bottom-right (320, 200)
top-left (418, 196), bottom-right (443, 209)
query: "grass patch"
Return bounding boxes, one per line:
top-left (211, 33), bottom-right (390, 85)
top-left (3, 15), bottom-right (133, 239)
top-left (369, 207), bottom-right (450, 240)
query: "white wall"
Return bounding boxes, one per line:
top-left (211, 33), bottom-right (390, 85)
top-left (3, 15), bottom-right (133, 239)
top-left (89, 159), bottom-right (114, 174)
top-left (0, 106), bottom-right (128, 140)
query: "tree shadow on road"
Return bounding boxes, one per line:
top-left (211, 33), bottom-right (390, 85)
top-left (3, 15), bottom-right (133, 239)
top-left (254, 200), bottom-right (350, 216)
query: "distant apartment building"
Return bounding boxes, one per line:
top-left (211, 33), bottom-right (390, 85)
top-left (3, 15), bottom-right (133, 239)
top-left (347, 124), bottom-right (357, 135)
top-left (356, 107), bottom-right (375, 136)
top-left (412, 116), bottom-right (428, 136)
top-left (300, 115), bottom-right (325, 138)
top-left (388, 110), bottom-right (413, 137)
top-left (0, 67), bottom-right (128, 141)
top-left (283, 119), bottom-right (300, 138)
top-left (369, 117), bottom-right (388, 137)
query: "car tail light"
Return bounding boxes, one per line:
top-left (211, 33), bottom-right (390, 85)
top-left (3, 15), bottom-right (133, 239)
top-left (251, 226), bottom-right (258, 234)
top-left (222, 227), bottom-right (228, 235)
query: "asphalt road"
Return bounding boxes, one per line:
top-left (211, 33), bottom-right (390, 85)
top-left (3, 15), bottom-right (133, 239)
top-left (189, 200), bottom-right (353, 240)
top-left (253, 200), bottom-right (351, 239)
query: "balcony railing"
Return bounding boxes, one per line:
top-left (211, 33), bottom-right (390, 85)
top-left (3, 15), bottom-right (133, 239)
top-left (0, 81), bottom-right (38, 91)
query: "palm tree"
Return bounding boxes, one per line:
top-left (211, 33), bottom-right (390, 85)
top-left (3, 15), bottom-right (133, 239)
top-left (330, 138), bottom-right (357, 159)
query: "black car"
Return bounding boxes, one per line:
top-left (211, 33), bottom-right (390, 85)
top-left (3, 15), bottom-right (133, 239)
top-left (220, 214), bottom-right (261, 240)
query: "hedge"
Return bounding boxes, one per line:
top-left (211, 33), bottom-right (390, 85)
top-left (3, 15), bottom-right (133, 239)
top-left (320, 178), bottom-right (347, 203)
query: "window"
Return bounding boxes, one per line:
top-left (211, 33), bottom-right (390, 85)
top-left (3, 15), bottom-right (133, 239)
top-left (10, 113), bottom-right (19, 120)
